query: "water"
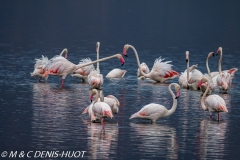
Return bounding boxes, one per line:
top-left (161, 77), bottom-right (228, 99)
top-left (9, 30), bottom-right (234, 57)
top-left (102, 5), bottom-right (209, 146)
top-left (1, 1), bottom-right (240, 160)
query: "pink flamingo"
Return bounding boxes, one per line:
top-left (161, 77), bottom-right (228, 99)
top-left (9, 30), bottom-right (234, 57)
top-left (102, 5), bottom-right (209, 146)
top-left (88, 70), bottom-right (104, 89)
top-left (31, 48), bottom-right (68, 82)
top-left (179, 51), bottom-right (199, 89)
top-left (84, 89), bottom-right (113, 130)
top-left (82, 90), bottom-right (120, 115)
top-left (129, 83), bottom-right (180, 123)
top-left (43, 53), bottom-right (125, 87)
top-left (123, 44), bottom-right (179, 83)
top-left (200, 77), bottom-right (228, 121)
top-left (137, 62), bottom-right (150, 79)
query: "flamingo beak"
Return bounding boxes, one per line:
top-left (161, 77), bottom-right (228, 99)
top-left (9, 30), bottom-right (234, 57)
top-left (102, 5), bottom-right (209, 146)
top-left (197, 80), bottom-right (202, 90)
top-left (90, 95), bottom-right (93, 102)
top-left (175, 90), bottom-right (180, 99)
top-left (120, 57), bottom-right (125, 66)
top-left (212, 53), bottom-right (215, 57)
top-left (186, 59), bottom-right (188, 63)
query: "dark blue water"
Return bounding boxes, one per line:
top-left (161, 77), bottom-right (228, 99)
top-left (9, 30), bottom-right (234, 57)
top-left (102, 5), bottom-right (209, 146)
top-left (1, 1), bottom-right (240, 160)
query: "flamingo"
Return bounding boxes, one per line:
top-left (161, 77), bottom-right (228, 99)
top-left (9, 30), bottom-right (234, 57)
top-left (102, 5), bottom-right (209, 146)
top-left (129, 83), bottom-right (180, 123)
top-left (106, 69), bottom-right (127, 78)
top-left (179, 51), bottom-right (199, 88)
top-left (82, 90), bottom-right (120, 115)
top-left (31, 48), bottom-right (68, 82)
top-left (200, 77), bottom-right (228, 121)
top-left (123, 44), bottom-right (180, 83)
top-left (83, 89), bottom-right (113, 130)
top-left (43, 53), bottom-right (125, 87)
top-left (88, 70), bottom-right (104, 89)
top-left (198, 52), bottom-right (215, 95)
top-left (213, 47), bottom-right (234, 93)
top-left (137, 62), bottom-right (150, 80)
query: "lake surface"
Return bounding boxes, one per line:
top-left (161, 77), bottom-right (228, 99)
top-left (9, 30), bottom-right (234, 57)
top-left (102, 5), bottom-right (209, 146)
top-left (0, 1), bottom-right (240, 160)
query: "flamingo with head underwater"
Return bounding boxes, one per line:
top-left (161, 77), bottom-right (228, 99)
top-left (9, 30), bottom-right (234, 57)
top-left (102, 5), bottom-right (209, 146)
top-left (129, 83), bottom-right (180, 123)
top-left (123, 44), bottom-right (179, 83)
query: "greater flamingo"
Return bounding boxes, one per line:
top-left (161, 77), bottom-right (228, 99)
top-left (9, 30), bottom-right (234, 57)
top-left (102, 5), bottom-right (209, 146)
top-left (43, 53), bottom-right (125, 87)
top-left (88, 70), bottom-right (104, 89)
top-left (129, 83), bottom-right (180, 123)
top-left (31, 48), bottom-right (68, 82)
top-left (179, 51), bottom-right (199, 88)
top-left (83, 89), bottom-right (113, 130)
top-left (123, 44), bottom-right (179, 83)
top-left (82, 90), bottom-right (120, 115)
top-left (198, 52), bottom-right (215, 95)
top-left (106, 69), bottom-right (127, 78)
top-left (137, 62), bottom-right (150, 80)
top-left (200, 77), bottom-right (228, 121)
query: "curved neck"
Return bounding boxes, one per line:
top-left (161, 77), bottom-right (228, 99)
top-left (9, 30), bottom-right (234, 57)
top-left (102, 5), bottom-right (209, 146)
top-left (201, 83), bottom-right (209, 111)
top-left (60, 49), bottom-right (67, 58)
top-left (75, 54), bottom-right (118, 70)
top-left (99, 90), bottom-right (104, 102)
top-left (128, 45), bottom-right (150, 78)
top-left (93, 89), bottom-right (99, 104)
top-left (164, 83), bottom-right (178, 117)
top-left (218, 50), bottom-right (222, 73)
top-left (206, 55), bottom-right (210, 75)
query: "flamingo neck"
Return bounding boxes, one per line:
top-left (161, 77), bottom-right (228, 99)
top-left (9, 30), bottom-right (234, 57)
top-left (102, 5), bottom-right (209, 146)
top-left (187, 57), bottom-right (189, 81)
top-left (164, 83), bottom-right (178, 117)
top-left (201, 82), bottom-right (209, 111)
top-left (128, 45), bottom-right (150, 78)
top-left (60, 49), bottom-right (67, 58)
top-left (93, 89), bottom-right (99, 104)
top-left (97, 44), bottom-right (100, 73)
top-left (218, 50), bottom-right (222, 73)
top-left (99, 90), bottom-right (104, 102)
top-left (75, 54), bottom-right (118, 70)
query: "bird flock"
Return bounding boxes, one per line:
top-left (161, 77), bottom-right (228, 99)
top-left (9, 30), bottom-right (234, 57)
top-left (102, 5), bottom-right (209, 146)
top-left (31, 43), bottom-right (238, 130)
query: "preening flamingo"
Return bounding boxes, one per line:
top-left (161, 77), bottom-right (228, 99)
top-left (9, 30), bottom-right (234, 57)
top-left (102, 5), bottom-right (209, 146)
top-left (82, 89), bottom-right (113, 130)
top-left (43, 53), bottom-right (125, 87)
top-left (123, 44), bottom-right (180, 83)
top-left (129, 83), bottom-right (180, 123)
top-left (179, 51), bottom-right (199, 88)
top-left (82, 90), bottom-right (120, 115)
top-left (106, 69), bottom-right (127, 78)
top-left (88, 70), bottom-right (104, 89)
top-left (200, 77), bottom-right (228, 121)
top-left (137, 62), bottom-right (150, 80)
top-left (198, 52), bottom-right (215, 95)
top-left (31, 48), bottom-right (68, 82)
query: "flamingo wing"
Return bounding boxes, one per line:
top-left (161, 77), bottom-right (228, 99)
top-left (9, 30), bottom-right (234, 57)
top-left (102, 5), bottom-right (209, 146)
top-left (205, 95), bottom-right (228, 112)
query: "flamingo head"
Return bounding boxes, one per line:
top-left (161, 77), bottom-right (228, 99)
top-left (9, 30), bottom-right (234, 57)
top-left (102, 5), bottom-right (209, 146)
top-left (90, 89), bottom-right (98, 102)
top-left (185, 51), bottom-right (189, 63)
top-left (117, 54), bottom-right (125, 66)
top-left (123, 44), bottom-right (130, 57)
top-left (96, 42), bottom-right (100, 53)
top-left (140, 63), bottom-right (147, 72)
top-left (174, 84), bottom-right (181, 99)
top-left (208, 52), bottom-right (214, 58)
top-left (216, 47), bottom-right (222, 56)
top-left (221, 81), bottom-right (228, 91)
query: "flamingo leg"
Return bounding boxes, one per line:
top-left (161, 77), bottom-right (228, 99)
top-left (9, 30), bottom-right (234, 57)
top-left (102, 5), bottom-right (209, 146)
top-left (61, 79), bottom-right (65, 88)
top-left (210, 115), bottom-right (212, 119)
top-left (218, 113), bottom-right (220, 121)
top-left (38, 77), bottom-right (41, 82)
top-left (100, 118), bottom-right (105, 131)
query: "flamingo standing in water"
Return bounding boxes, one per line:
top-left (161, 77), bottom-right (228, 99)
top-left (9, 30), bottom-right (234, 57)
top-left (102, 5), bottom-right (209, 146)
top-left (43, 53), bottom-right (125, 87)
top-left (31, 48), bottom-right (68, 82)
top-left (106, 68), bottom-right (127, 78)
top-left (198, 52), bottom-right (215, 95)
top-left (212, 47), bottom-right (235, 93)
top-left (179, 51), bottom-right (199, 88)
top-left (200, 77), bottom-right (228, 121)
top-left (123, 44), bottom-right (179, 83)
top-left (82, 90), bottom-right (120, 115)
top-left (83, 89), bottom-right (113, 130)
top-left (129, 83), bottom-right (180, 123)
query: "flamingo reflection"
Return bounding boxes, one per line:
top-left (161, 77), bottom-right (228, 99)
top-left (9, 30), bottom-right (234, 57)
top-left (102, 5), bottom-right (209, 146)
top-left (129, 123), bottom-right (178, 159)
